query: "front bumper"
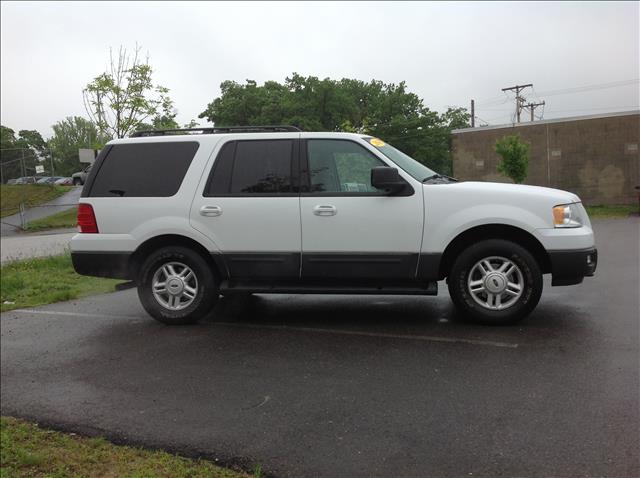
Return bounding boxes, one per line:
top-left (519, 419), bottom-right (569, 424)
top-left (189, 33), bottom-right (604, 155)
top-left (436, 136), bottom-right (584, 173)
top-left (548, 247), bottom-right (597, 286)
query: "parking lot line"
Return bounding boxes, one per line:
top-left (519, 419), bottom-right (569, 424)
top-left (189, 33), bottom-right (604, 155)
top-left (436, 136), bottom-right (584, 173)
top-left (213, 321), bottom-right (519, 348)
top-left (9, 309), bottom-right (141, 321)
top-left (8, 309), bottom-right (519, 349)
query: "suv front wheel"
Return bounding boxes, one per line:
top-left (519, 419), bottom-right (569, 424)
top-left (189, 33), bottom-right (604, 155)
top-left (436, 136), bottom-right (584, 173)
top-left (447, 239), bottom-right (543, 325)
top-left (137, 246), bottom-right (218, 325)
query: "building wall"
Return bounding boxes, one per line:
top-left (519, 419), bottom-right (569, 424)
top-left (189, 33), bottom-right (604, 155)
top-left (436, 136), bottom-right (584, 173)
top-left (452, 112), bottom-right (640, 205)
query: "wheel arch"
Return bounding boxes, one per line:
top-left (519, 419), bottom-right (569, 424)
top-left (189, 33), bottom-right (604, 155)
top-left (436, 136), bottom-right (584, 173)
top-left (439, 224), bottom-right (551, 279)
top-left (130, 234), bottom-right (226, 282)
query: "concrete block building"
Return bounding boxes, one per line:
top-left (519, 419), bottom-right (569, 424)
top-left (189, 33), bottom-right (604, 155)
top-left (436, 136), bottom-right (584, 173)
top-left (451, 110), bottom-right (639, 205)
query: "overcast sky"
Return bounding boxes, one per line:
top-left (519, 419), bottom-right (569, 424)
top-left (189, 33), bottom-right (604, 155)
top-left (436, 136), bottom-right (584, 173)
top-left (1, 1), bottom-right (638, 138)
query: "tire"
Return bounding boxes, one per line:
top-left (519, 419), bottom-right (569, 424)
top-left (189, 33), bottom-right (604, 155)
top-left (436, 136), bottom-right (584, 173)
top-left (137, 246), bottom-right (218, 325)
top-left (73, 178), bottom-right (82, 186)
top-left (447, 239), bottom-right (542, 325)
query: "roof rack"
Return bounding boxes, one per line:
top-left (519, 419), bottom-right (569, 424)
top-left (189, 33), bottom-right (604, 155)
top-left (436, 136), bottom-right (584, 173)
top-left (130, 125), bottom-right (301, 137)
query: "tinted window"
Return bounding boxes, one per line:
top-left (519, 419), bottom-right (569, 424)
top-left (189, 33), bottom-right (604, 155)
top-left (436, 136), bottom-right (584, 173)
top-left (205, 139), bottom-right (293, 195)
top-left (307, 139), bottom-right (386, 193)
top-left (89, 142), bottom-right (199, 197)
top-left (205, 142), bottom-right (235, 195)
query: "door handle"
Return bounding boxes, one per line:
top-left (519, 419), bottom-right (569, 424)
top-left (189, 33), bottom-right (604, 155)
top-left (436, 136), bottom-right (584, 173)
top-left (200, 205), bottom-right (222, 217)
top-left (313, 205), bottom-right (337, 216)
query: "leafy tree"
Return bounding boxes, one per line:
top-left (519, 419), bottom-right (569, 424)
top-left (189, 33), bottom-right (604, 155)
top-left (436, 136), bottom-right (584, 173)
top-left (199, 74), bottom-right (469, 174)
top-left (1, 126), bottom-right (23, 181)
top-left (48, 117), bottom-right (110, 176)
top-left (83, 46), bottom-right (175, 138)
top-left (0, 126), bottom-right (49, 181)
top-left (495, 135), bottom-right (530, 183)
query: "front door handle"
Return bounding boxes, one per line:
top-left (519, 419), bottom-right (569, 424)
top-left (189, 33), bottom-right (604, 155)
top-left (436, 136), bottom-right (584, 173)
top-left (313, 205), bottom-right (337, 216)
top-left (200, 205), bottom-right (222, 217)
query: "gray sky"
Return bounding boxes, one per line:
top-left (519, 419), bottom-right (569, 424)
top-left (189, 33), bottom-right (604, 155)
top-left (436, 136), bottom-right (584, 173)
top-left (1, 1), bottom-right (639, 138)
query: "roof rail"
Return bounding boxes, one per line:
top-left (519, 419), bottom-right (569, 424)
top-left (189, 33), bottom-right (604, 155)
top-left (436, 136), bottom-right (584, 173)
top-left (130, 125), bottom-right (302, 137)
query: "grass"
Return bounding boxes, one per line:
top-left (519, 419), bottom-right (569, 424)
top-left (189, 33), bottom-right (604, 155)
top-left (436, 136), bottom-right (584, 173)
top-left (25, 206), bottom-right (77, 231)
top-left (585, 204), bottom-right (638, 218)
top-left (0, 416), bottom-right (249, 478)
top-left (0, 252), bottom-right (122, 312)
top-left (0, 184), bottom-right (71, 218)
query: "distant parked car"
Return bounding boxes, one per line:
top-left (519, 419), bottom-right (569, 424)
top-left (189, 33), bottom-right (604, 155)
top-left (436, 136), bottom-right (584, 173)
top-left (54, 177), bottom-right (73, 186)
top-left (6, 179), bottom-right (18, 185)
top-left (72, 164), bottom-right (93, 186)
top-left (39, 176), bottom-right (65, 184)
top-left (15, 176), bottom-right (37, 184)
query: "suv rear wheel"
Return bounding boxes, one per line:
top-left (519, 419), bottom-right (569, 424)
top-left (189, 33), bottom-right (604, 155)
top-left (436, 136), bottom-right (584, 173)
top-left (73, 177), bottom-right (82, 186)
top-left (447, 239), bottom-right (542, 325)
top-left (137, 246), bottom-right (218, 325)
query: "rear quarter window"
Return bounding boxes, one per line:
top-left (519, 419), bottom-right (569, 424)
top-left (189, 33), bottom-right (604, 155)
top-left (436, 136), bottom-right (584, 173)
top-left (88, 142), bottom-right (199, 197)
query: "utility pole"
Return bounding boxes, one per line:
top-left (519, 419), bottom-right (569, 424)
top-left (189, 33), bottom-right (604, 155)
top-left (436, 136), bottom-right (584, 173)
top-left (470, 99), bottom-right (475, 127)
top-left (49, 148), bottom-right (55, 176)
top-left (526, 101), bottom-right (546, 121)
top-left (501, 83), bottom-right (533, 123)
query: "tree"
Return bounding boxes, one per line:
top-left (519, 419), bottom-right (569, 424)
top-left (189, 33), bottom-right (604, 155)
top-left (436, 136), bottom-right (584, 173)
top-left (198, 74), bottom-right (469, 174)
top-left (48, 117), bottom-right (110, 176)
top-left (83, 46), bottom-right (175, 138)
top-left (0, 126), bottom-right (49, 181)
top-left (495, 135), bottom-right (530, 183)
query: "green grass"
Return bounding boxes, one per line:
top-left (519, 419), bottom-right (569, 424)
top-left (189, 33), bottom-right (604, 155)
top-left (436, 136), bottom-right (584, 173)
top-left (25, 206), bottom-right (77, 231)
top-left (0, 416), bottom-right (249, 478)
top-left (0, 252), bottom-right (122, 312)
top-left (0, 184), bottom-right (71, 218)
top-left (585, 204), bottom-right (638, 218)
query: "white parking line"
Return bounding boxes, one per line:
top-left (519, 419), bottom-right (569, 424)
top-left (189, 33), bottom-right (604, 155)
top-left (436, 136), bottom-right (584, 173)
top-left (9, 309), bottom-right (142, 320)
top-left (7, 309), bottom-right (519, 349)
top-left (213, 322), bottom-right (519, 348)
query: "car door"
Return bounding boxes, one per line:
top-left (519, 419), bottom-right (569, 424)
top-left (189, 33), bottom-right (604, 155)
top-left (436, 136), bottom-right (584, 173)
top-left (299, 136), bottom-right (424, 281)
top-left (190, 135), bottom-right (302, 280)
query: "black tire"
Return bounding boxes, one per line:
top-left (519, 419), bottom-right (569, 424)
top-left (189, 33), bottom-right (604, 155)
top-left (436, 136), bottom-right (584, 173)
top-left (447, 239), bottom-right (542, 325)
top-left (137, 246), bottom-right (218, 325)
top-left (73, 178), bottom-right (82, 186)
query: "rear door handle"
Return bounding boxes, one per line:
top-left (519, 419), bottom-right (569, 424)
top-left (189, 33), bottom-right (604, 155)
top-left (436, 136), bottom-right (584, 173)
top-left (200, 205), bottom-right (222, 217)
top-left (313, 205), bottom-right (337, 216)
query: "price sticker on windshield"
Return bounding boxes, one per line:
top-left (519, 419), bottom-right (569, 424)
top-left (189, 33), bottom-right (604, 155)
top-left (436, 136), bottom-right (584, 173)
top-left (369, 138), bottom-right (385, 147)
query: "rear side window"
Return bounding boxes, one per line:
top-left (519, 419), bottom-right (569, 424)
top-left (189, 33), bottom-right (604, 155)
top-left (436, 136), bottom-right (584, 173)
top-left (88, 142), bottom-right (199, 197)
top-left (205, 139), bottom-right (294, 196)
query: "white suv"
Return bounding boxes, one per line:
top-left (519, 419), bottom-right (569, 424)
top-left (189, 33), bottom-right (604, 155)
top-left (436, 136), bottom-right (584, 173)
top-left (71, 126), bottom-right (597, 325)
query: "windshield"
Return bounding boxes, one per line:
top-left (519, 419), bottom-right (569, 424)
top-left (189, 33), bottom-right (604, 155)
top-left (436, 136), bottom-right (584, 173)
top-left (363, 137), bottom-right (436, 181)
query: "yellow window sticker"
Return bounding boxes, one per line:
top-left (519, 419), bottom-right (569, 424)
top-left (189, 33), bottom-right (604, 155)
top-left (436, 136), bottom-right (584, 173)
top-left (369, 138), bottom-right (385, 147)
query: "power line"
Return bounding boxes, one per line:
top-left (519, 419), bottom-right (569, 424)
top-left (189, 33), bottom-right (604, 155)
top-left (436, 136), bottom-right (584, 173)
top-left (475, 78), bottom-right (638, 111)
top-left (537, 79), bottom-right (639, 97)
top-left (544, 105), bottom-right (639, 113)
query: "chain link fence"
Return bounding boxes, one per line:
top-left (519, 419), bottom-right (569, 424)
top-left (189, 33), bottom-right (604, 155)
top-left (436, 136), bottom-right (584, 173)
top-left (1, 181), bottom-right (79, 235)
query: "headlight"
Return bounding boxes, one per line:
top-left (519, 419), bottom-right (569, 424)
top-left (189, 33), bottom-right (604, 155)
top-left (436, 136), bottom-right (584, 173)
top-left (553, 203), bottom-right (583, 228)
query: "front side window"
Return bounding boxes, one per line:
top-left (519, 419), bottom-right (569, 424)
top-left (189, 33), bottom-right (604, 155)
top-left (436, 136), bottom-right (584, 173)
top-left (307, 139), bottom-right (386, 194)
top-left (205, 139), bottom-right (294, 196)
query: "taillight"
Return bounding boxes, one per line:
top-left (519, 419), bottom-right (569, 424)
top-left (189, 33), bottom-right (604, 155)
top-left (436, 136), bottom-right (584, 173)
top-left (77, 203), bottom-right (98, 233)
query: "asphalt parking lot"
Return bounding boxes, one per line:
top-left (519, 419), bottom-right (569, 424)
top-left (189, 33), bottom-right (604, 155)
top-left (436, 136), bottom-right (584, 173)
top-left (1, 218), bottom-right (638, 477)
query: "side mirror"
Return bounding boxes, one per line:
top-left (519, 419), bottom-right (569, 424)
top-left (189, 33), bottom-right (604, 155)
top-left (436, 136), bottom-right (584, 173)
top-left (371, 167), bottom-right (406, 195)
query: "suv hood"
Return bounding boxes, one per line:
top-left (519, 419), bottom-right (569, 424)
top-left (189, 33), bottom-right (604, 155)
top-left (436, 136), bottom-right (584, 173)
top-left (435, 181), bottom-right (580, 204)
top-left (421, 180), bottom-right (586, 233)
